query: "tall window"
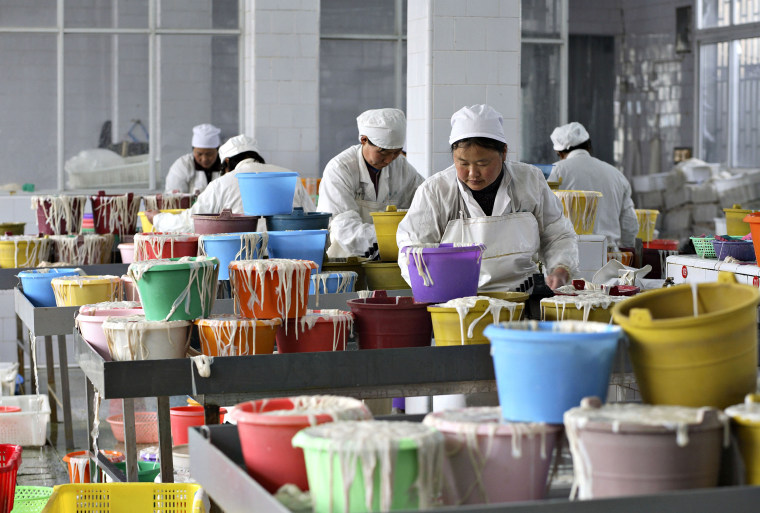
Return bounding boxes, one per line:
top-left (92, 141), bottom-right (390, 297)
top-left (698, 0), bottom-right (760, 167)
top-left (319, 0), bottom-right (407, 173)
top-left (0, 0), bottom-right (240, 191)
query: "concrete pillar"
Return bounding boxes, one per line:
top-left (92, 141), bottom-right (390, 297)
top-left (407, 0), bottom-right (521, 178)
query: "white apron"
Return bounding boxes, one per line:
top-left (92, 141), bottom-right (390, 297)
top-left (441, 174), bottom-right (540, 292)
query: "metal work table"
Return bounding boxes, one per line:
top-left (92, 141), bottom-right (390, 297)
top-left (190, 424), bottom-right (760, 513)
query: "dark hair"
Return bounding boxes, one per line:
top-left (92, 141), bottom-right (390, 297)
top-left (450, 137), bottom-right (507, 155)
top-left (557, 139), bottom-right (592, 156)
top-left (226, 150), bottom-right (266, 172)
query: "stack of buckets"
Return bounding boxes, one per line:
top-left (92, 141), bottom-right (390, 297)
top-left (365, 205), bottom-right (410, 290)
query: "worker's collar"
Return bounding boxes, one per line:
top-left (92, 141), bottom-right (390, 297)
top-left (566, 149), bottom-right (590, 159)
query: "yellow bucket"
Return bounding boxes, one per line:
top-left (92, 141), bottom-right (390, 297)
top-left (428, 298), bottom-right (524, 346)
top-left (51, 275), bottom-right (122, 306)
top-left (137, 209), bottom-right (185, 233)
top-left (0, 236), bottom-right (51, 269)
top-left (723, 204), bottom-right (754, 236)
top-left (479, 291), bottom-right (529, 303)
top-left (540, 294), bottom-right (630, 323)
top-left (612, 272), bottom-right (760, 409)
top-left (634, 209), bottom-right (659, 242)
top-left (553, 190), bottom-right (602, 235)
top-left (361, 261), bottom-right (410, 291)
top-left (725, 394), bottom-right (760, 485)
top-left (370, 205), bottom-right (407, 262)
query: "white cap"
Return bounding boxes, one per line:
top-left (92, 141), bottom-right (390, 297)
top-left (219, 134), bottom-right (260, 161)
top-left (356, 108), bottom-right (406, 149)
top-left (449, 105), bottom-right (506, 145)
top-left (191, 124), bottom-right (221, 149)
top-left (550, 122), bottom-right (590, 151)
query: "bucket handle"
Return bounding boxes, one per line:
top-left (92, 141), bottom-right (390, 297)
top-left (385, 205), bottom-right (397, 212)
top-left (371, 290), bottom-right (388, 298)
top-left (628, 307), bottom-right (654, 326)
top-left (717, 271), bottom-right (738, 285)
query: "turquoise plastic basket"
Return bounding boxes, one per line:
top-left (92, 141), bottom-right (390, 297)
top-left (690, 237), bottom-right (716, 258)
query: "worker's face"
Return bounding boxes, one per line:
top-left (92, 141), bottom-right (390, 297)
top-left (193, 147), bottom-right (219, 170)
top-left (360, 136), bottom-right (403, 170)
top-left (454, 143), bottom-right (507, 191)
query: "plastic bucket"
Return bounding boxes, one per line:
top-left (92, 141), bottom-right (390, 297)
top-left (292, 420), bottom-right (443, 513)
top-left (266, 230), bottom-right (328, 273)
top-left (642, 239), bottom-right (679, 250)
top-left (370, 205), bottom-right (407, 262)
top-left (76, 304), bottom-right (144, 360)
top-left (743, 212), bottom-right (760, 262)
top-left (229, 259), bottom-right (317, 320)
top-left (128, 257), bottom-right (219, 321)
top-left (428, 297), bottom-right (524, 346)
top-left (192, 209), bottom-right (260, 234)
top-left (31, 195), bottom-right (86, 235)
top-left (725, 205), bottom-right (754, 236)
top-left (143, 193), bottom-right (197, 211)
top-left (18, 268), bottom-right (81, 307)
top-left (276, 310), bottom-right (354, 353)
top-left (137, 209), bottom-right (185, 233)
top-left (103, 315), bottom-right (192, 361)
top-left (108, 461), bottom-right (161, 483)
top-left (634, 209), bottom-right (659, 242)
top-left (323, 257), bottom-right (368, 291)
top-left (607, 251), bottom-right (633, 266)
top-left (51, 275), bottom-right (121, 307)
top-left (195, 314), bottom-right (281, 356)
top-left (118, 243), bottom-right (135, 264)
top-left (564, 398), bottom-right (726, 499)
top-left (612, 273), bottom-right (760, 409)
top-left (484, 320), bottom-right (621, 423)
top-left (362, 261), bottom-right (409, 290)
top-left (50, 234), bottom-right (114, 265)
top-left (553, 190), bottom-right (602, 235)
top-left (198, 232), bottom-right (267, 280)
top-left (236, 171), bottom-right (298, 215)
top-left (309, 271), bottom-right (357, 295)
top-left (134, 232), bottom-right (199, 261)
top-left (347, 291), bottom-right (432, 349)
top-left (170, 406), bottom-right (227, 446)
top-left (540, 294), bottom-right (630, 323)
top-left (0, 236), bottom-right (51, 269)
top-left (106, 411), bottom-right (158, 445)
top-left (63, 450), bottom-right (124, 483)
top-left (89, 191), bottom-right (141, 236)
top-left (725, 394), bottom-right (760, 485)
top-left (265, 207), bottom-right (332, 231)
top-left (424, 407), bottom-right (561, 505)
top-left (232, 396), bottom-right (372, 493)
top-left (121, 274), bottom-right (140, 301)
top-left (402, 243), bottom-right (484, 303)
top-left (0, 222), bottom-right (24, 236)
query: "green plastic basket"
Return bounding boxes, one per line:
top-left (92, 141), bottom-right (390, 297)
top-left (11, 486), bottom-right (53, 513)
top-left (690, 237), bottom-right (716, 258)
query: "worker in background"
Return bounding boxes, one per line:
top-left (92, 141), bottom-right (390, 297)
top-left (397, 104), bottom-right (578, 291)
top-left (151, 135), bottom-right (315, 233)
top-left (318, 108), bottom-right (423, 259)
top-left (548, 122), bottom-right (638, 249)
top-left (164, 123), bottom-right (223, 193)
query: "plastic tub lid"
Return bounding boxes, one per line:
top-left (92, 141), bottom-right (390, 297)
top-left (423, 406), bottom-right (561, 436)
top-left (292, 420), bottom-right (442, 452)
top-left (79, 301), bottom-right (142, 315)
top-left (18, 267), bottom-right (82, 279)
top-left (195, 314), bottom-right (282, 327)
top-left (50, 274), bottom-right (120, 285)
top-left (102, 315), bottom-right (192, 331)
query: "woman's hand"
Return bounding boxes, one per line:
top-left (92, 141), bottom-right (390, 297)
top-left (545, 266), bottom-right (570, 290)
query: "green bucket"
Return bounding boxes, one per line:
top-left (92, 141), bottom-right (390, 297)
top-left (128, 256), bottom-right (219, 321)
top-left (109, 461), bottom-right (161, 483)
top-left (0, 222), bottom-right (25, 236)
top-left (292, 420), bottom-right (443, 513)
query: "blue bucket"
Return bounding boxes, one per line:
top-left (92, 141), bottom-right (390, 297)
top-left (18, 267), bottom-right (82, 307)
top-left (265, 207), bottom-right (332, 231)
top-left (532, 164), bottom-right (554, 179)
top-left (266, 230), bottom-right (328, 273)
top-left (199, 233), bottom-right (268, 280)
top-left (236, 172), bottom-right (299, 215)
top-left (309, 271), bottom-right (358, 295)
top-left (484, 320), bottom-right (621, 424)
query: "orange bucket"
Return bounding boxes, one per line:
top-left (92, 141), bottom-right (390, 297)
top-left (63, 450), bottom-right (124, 483)
top-left (229, 259), bottom-right (317, 320)
top-left (170, 406), bottom-right (227, 445)
top-left (195, 314), bottom-right (282, 356)
top-left (744, 213), bottom-right (760, 263)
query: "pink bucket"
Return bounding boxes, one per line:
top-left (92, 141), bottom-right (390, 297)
top-left (402, 243), bottom-right (485, 303)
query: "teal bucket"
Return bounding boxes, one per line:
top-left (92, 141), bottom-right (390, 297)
top-left (128, 256), bottom-right (219, 321)
top-left (18, 268), bottom-right (82, 307)
top-left (484, 320), bottom-right (621, 424)
top-left (267, 230), bottom-right (328, 273)
top-left (199, 233), bottom-right (267, 280)
top-left (236, 172), bottom-right (298, 216)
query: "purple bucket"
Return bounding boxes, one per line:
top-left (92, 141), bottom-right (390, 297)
top-left (403, 243), bottom-right (485, 303)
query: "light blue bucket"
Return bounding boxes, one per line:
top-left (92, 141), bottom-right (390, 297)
top-left (266, 230), bottom-right (328, 273)
top-left (198, 233), bottom-right (268, 280)
top-left (236, 172), bottom-right (299, 215)
top-left (18, 268), bottom-right (82, 307)
top-left (484, 320), bottom-right (621, 424)
top-left (309, 271), bottom-right (358, 295)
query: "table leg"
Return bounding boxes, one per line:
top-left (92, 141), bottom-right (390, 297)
top-left (86, 376), bottom-right (95, 475)
top-left (123, 398), bottom-right (138, 482)
top-left (15, 316), bottom-right (24, 394)
top-left (57, 335), bottom-right (74, 450)
top-left (157, 396), bottom-right (174, 483)
top-left (44, 336), bottom-right (57, 423)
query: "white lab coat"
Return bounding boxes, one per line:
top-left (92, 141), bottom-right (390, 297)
top-left (153, 159), bottom-right (316, 233)
top-left (317, 145), bottom-right (423, 257)
top-left (164, 153), bottom-right (221, 193)
top-left (548, 149), bottom-right (639, 248)
top-left (397, 162), bottom-right (579, 286)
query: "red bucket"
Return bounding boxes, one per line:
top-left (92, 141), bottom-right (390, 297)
top-left (134, 232), bottom-right (199, 261)
top-left (347, 290), bottom-right (432, 349)
top-left (170, 406), bottom-right (227, 446)
top-left (276, 310), bottom-right (354, 353)
top-left (90, 191), bottom-right (141, 236)
top-left (32, 195), bottom-right (86, 235)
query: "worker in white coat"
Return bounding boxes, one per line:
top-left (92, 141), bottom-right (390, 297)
top-left (548, 122), bottom-right (639, 249)
top-left (396, 104), bottom-right (579, 291)
top-left (151, 135), bottom-right (315, 233)
top-left (318, 108), bottom-right (423, 258)
top-left (164, 123), bottom-right (223, 193)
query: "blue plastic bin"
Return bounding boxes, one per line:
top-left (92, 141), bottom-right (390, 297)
top-left (199, 233), bottom-right (268, 280)
top-left (266, 230), bottom-right (328, 273)
top-left (309, 271), bottom-right (358, 295)
top-left (236, 172), bottom-right (298, 216)
top-left (484, 320), bottom-right (621, 424)
top-left (18, 268), bottom-right (82, 307)
top-left (265, 208), bottom-right (332, 231)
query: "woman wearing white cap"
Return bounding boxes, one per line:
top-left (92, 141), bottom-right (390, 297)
top-left (397, 105), bottom-right (578, 291)
top-left (151, 134), bottom-right (315, 232)
top-left (548, 122), bottom-right (638, 249)
top-left (164, 123), bottom-right (223, 193)
top-left (318, 108), bottom-right (423, 258)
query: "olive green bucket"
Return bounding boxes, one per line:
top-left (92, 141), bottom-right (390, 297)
top-left (0, 222), bottom-right (25, 236)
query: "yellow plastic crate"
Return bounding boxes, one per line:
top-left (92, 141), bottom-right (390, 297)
top-left (41, 483), bottom-right (207, 513)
